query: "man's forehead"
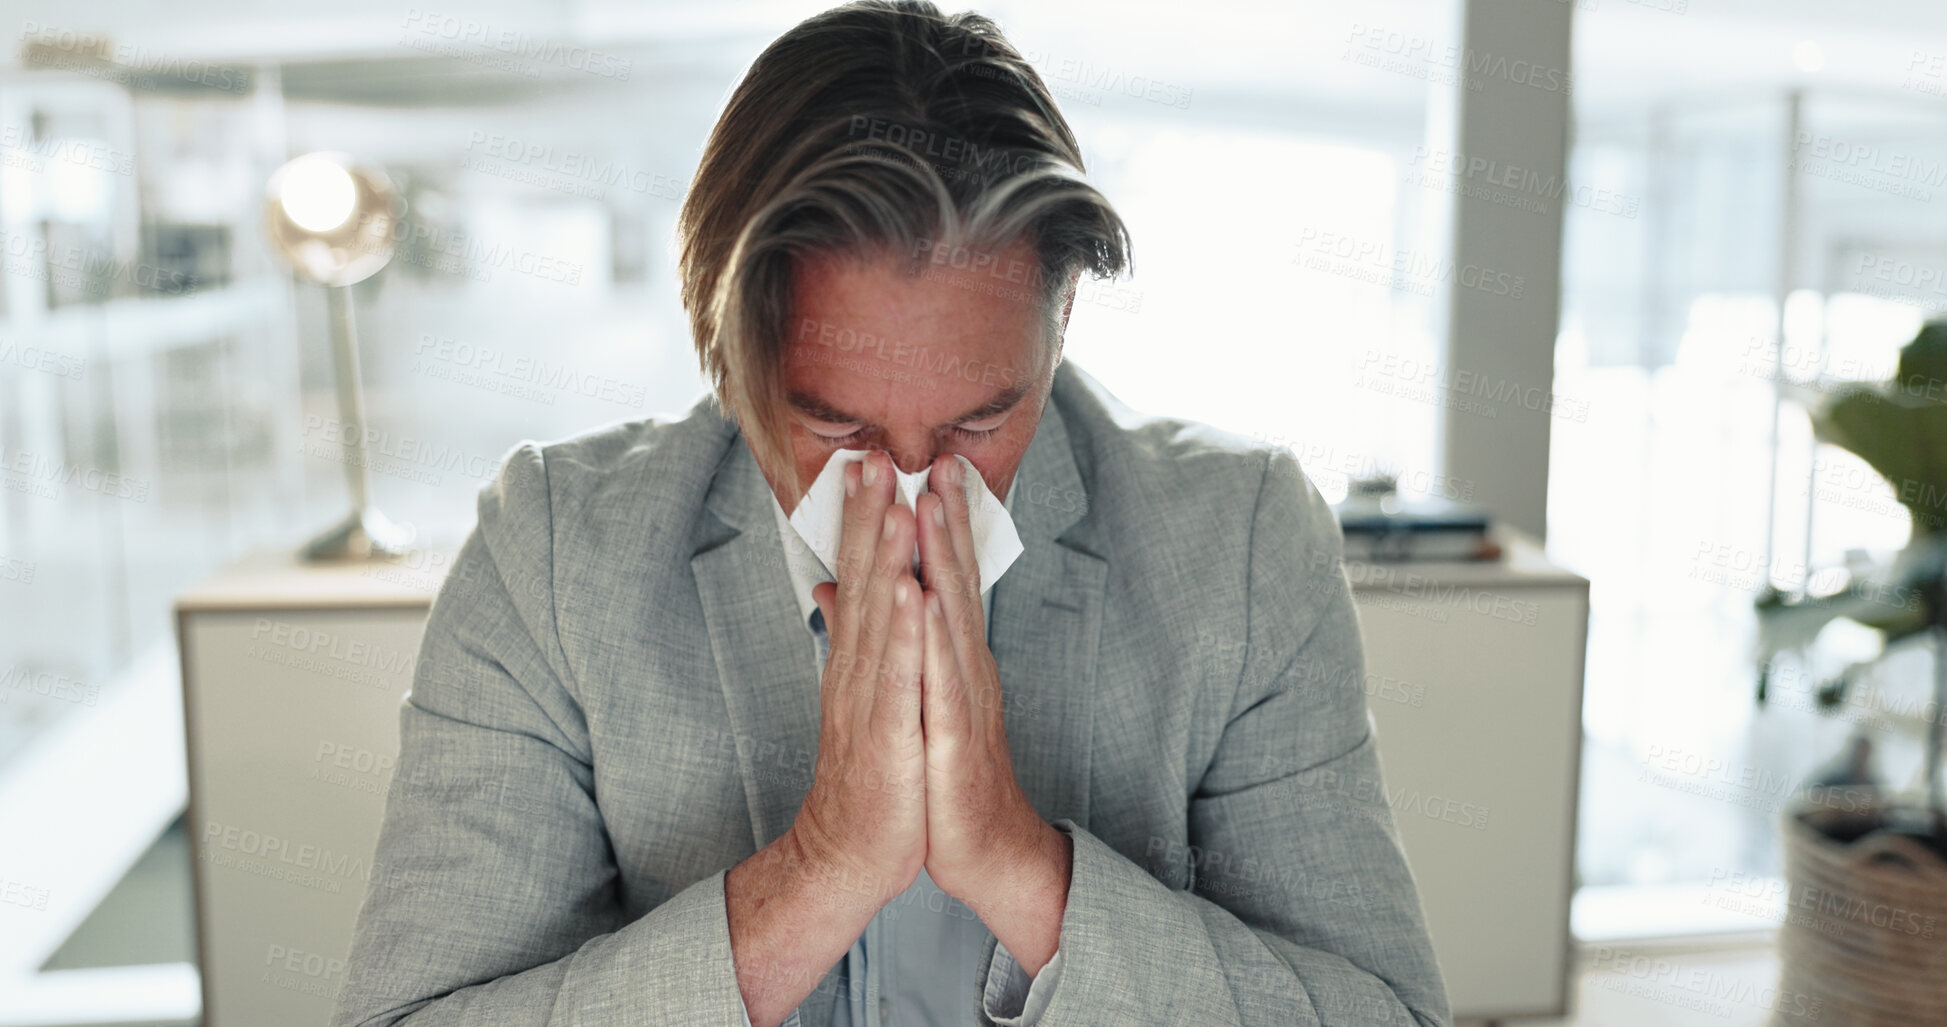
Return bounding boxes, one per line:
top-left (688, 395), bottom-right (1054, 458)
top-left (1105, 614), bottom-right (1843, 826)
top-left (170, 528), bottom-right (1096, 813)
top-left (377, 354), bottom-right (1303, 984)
top-left (786, 376), bottom-right (1032, 427)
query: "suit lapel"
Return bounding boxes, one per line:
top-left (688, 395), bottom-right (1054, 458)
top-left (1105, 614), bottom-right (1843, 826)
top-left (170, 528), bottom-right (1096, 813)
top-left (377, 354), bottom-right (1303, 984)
top-left (690, 432), bottom-right (823, 853)
top-left (988, 391), bottom-right (1104, 828)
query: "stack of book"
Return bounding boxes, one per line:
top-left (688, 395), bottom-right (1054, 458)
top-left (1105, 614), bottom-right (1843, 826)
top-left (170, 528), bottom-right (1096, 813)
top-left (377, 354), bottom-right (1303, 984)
top-left (1333, 482), bottom-right (1493, 562)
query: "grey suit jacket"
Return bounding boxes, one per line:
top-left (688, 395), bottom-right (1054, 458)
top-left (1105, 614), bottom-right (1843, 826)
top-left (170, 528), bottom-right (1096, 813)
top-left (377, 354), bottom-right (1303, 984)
top-left (332, 359), bottom-right (1451, 1027)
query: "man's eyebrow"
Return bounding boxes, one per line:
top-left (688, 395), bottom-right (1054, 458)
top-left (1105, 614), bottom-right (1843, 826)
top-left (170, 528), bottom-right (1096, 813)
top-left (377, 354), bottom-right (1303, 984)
top-left (787, 379), bottom-right (1031, 428)
top-left (947, 380), bottom-right (1032, 423)
top-left (786, 392), bottom-right (858, 424)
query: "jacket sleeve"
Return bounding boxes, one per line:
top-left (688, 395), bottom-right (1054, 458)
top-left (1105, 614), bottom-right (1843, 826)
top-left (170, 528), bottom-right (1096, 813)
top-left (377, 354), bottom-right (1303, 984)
top-left (974, 447), bottom-right (1452, 1026)
top-left (332, 443), bottom-right (747, 1026)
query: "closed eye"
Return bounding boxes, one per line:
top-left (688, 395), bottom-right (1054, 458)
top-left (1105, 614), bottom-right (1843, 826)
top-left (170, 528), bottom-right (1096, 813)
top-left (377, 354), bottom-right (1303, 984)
top-left (950, 411), bottom-right (1012, 440)
top-left (810, 424), bottom-right (870, 445)
top-left (808, 417), bottom-right (1005, 445)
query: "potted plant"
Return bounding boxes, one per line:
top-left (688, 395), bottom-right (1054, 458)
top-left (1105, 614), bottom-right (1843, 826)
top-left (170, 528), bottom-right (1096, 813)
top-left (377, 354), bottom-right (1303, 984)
top-left (1753, 318), bottom-right (1947, 1022)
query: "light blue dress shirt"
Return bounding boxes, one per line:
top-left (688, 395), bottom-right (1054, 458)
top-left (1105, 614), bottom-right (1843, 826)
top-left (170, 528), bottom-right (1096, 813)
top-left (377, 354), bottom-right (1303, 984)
top-left (736, 482), bottom-right (1064, 1027)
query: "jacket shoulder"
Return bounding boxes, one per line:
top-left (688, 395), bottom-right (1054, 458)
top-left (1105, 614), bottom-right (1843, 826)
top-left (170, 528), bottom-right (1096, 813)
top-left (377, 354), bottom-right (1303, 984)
top-left (474, 392), bottom-right (737, 565)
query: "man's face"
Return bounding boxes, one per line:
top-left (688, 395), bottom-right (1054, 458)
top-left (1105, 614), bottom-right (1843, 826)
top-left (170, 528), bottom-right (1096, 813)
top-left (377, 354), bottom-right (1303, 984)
top-left (766, 237), bottom-right (1064, 513)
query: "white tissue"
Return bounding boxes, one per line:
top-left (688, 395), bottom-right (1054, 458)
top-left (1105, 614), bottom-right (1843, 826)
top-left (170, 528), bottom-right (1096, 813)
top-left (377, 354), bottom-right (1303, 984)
top-left (786, 449), bottom-right (1024, 595)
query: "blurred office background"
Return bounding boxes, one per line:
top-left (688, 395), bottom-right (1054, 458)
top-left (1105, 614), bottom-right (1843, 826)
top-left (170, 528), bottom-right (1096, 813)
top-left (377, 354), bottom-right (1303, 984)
top-left (4, 0), bottom-right (1947, 1024)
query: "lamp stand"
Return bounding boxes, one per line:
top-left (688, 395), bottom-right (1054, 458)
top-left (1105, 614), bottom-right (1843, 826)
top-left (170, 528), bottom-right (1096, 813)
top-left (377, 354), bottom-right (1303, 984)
top-left (303, 283), bottom-right (412, 560)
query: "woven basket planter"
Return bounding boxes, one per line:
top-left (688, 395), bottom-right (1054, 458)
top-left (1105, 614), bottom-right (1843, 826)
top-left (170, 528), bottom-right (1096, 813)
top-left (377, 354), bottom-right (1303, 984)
top-left (1775, 801), bottom-right (1947, 1026)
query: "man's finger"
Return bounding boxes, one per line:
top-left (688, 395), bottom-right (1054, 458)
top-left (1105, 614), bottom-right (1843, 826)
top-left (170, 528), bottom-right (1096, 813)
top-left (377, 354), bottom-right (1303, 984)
top-left (917, 492), bottom-right (980, 664)
top-left (921, 589), bottom-right (969, 746)
top-left (935, 456), bottom-right (981, 603)
top-left (835, 451), bottom-right (893, 653)
top-left (870, 575), bottom-right (925, 744)
top-left (854, 500), bottom-right (914, 731)
top-left (916, 492), bottom-right (955, 593)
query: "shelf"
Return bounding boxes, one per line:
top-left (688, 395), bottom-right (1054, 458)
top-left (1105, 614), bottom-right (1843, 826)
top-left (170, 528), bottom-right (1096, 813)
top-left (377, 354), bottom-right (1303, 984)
top-left (0, 278), bottom-right (286, 366)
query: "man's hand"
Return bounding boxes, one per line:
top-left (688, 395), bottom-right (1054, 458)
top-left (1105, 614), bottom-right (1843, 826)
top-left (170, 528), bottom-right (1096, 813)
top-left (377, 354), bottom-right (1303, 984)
top-left (798, 449), bottom-right (930, 909)
top-left (727, 450), bottom-right (929, 1027)
top-left (914, 454), bottom-right (1072, 976)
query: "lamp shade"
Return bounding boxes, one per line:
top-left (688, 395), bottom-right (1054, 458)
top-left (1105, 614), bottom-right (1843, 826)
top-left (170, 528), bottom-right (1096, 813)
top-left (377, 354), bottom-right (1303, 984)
top-left (263, 151), bottom-right (400, 287)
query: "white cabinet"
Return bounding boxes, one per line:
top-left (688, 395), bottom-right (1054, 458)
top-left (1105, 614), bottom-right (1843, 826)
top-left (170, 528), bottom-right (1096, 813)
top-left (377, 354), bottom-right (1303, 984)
top-left (1350, 532), bottom-right (1589, 1022)
top-left (177, 551), bottom-right (438, 1027)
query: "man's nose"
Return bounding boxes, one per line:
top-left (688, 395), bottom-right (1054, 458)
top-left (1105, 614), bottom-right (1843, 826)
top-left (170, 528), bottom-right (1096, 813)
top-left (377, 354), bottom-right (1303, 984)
top-left (887, 446), bottom-right (935, 476)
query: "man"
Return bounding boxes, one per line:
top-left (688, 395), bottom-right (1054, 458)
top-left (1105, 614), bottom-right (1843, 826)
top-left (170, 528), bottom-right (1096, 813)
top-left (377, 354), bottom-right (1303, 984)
top-left (334, 2), bottom-right (1450, 1025)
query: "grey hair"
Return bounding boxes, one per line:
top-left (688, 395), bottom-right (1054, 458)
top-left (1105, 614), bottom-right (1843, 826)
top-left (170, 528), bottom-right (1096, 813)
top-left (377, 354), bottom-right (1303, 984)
top-left (677, 0), bottom-right (1132, 484)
